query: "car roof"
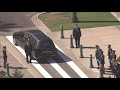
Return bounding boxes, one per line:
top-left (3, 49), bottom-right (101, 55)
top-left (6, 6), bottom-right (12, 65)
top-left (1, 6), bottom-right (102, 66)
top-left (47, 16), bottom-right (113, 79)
top-left (24, 30), bottom-right (50, 40)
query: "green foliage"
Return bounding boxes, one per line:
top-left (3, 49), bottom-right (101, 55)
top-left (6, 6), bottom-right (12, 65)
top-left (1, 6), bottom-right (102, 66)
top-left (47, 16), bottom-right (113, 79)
top-left (11, 69), bottom-right (24, 78)
top-left (38, 12), bottom-right (120, 32)
top-left (0, 71), bottom-right (6, 78)
top-left (0, 69), bottom-right (24, 78)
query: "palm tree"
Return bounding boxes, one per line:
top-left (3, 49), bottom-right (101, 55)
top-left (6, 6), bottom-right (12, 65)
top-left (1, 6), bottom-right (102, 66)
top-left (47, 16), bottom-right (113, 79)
top-left (72, 12), bottom-right (78, 23)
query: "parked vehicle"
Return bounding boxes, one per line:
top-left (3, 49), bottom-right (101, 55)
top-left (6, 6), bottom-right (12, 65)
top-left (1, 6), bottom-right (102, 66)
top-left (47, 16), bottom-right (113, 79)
top-left (13, 30), bottom-right (57, 60)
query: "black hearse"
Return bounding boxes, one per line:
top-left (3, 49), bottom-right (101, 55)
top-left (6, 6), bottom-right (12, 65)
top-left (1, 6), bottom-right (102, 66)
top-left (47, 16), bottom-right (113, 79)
top-left (13, 30), bottom-right (57, 60)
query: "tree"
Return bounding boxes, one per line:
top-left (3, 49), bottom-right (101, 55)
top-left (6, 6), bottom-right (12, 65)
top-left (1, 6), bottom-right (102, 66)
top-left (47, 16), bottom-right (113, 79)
top-left (72, 12), bottom-right (78, 23)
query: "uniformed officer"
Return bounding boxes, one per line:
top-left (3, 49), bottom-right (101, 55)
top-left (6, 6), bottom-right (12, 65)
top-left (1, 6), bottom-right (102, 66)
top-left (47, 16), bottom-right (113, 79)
top-left (2, 46), bottom-right (7, 68)
top-left (110, 50), bottom-right (117, 77)
top-left (95, 45), bottom-right (100, 69)
top-left (72, 24), bottom-right (81, 48)
top-left (115, 63), bottom-right (120, 78)
top-left (108, 45), bottom-right (112, 60)
top-left (108, 45), bottom-right (112, 68)
top-left (111, 59), bottom-right (117, 78)
top-left (99, 49), bottom-right (105, 73)
top-left (112, 50), bottom-right (116, 60)
top-left (24, 39), bottom-right (33, 63)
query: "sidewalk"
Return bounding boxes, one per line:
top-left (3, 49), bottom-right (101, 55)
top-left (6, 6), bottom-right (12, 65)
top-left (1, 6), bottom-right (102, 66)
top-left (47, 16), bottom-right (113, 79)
top-left (0, 40), bottom-right (33, 78)
top-left (31, 12), bottom-right (120, 78)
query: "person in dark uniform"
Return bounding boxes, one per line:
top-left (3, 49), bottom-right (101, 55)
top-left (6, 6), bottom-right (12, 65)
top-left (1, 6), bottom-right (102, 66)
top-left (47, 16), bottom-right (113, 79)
top-left (95, 45), bottom-right (100, 69)
top-left (110, 50), bottom-right (117, 77)
top-left (99, 49), bottom-right (105, 73)
top-left (73, 24), bottom-right (81, 48)
top-left (111, 59), bottom-right (117, 78)
top-left (24, 40), bottom-right (33, 63)
top-left (108, 45), bottom-right (112, 68)
top-left (115, 63), bottom-right (120, 78)
top-left (2, 46), bottom-right (7, 68)
top-left (108, 45), bottom-right (112, 60)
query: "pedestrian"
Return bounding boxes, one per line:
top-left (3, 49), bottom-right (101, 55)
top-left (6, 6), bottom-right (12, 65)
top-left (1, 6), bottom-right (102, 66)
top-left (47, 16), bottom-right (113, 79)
top-left (2, 46), bottom-right (7, 68)
top-left (72, 24), bottom-right (81, 48)
top-left (24, 39), bottom-right (33, 63)
top-left (95, 45), bottom-right (100, 69)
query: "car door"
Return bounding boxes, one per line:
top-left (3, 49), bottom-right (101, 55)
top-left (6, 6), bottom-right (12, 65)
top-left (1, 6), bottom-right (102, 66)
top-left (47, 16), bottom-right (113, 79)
top-left (20, 32), bottom-right (32, 49)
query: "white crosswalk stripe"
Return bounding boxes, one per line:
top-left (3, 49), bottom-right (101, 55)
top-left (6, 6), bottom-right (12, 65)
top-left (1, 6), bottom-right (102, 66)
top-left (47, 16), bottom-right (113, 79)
top-left (6, 36), bottom-right (52, 78)
top-left (6, 36), bottom-right (88, 78)
top-left (6, 36), bottom-right (71, 78)
top-left (54, 44), bottom-right (88, 78)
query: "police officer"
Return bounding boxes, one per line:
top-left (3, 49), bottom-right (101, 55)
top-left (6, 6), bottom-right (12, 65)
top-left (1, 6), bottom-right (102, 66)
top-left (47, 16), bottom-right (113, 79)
top-left (2, 46), bottom-right (7, 68)
top-left (24, 39), bottom-right (33, 63)
top-left (95, 45), bottom-right (100, 69)
top-left (73, 24), bottom-right (81, 48)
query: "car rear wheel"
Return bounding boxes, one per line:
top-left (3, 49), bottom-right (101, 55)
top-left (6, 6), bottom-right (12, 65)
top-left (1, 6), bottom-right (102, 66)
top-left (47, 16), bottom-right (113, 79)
top-left (13, 38), bottom-right (18, 46)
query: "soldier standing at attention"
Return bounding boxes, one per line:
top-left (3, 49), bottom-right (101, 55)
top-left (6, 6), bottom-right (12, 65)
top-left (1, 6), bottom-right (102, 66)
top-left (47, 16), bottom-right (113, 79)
top-left (108, 45), bottom-right (112, 67)
top-left (2, 46), bottom-right (7, 68)
top-left (99, 49), bottom-right (105, 73)
top-left (95, 45), bottom-right (100, 69)
top-left (73, 24), bottom-right (81, 48)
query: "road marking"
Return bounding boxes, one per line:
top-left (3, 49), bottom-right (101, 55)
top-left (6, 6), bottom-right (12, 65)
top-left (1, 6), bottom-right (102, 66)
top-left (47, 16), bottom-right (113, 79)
top-left (48, 59), bottom-right (71, 78)
top-left (6, 36), bottom-right (52, 78)
top-left (6, 36), bottom-right (71, 78)
top-left (54, 44), bottom-right (88, 78)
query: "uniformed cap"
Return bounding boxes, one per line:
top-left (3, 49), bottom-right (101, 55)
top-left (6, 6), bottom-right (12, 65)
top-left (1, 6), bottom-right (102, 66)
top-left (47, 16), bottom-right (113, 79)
top-left (108, 45), bottom-right (111, 48)
top-left (96, 45), bottom-right (99, 48)
top-left (3, 46), bottom-right (6, 49)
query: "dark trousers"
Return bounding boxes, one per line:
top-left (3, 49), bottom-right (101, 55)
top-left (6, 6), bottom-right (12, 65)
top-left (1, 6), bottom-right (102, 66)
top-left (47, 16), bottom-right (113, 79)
top-left (96, 59), bottom-right (99, 67)
top-left (3, 57), bottom-right (7, 68)
top-left (75, 38), bottom-right (80, 48)
top-left (26, 53), bottom-right (32, 63)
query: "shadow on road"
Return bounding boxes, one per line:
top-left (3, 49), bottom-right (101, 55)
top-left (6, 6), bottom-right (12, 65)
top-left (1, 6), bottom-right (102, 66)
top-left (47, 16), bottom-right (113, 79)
top-left (0, 23), bottom-right (23, 32)
top-left (36, 49), bottom-right (73, 64)
top-left (9, 66), bottom-right (27, 69)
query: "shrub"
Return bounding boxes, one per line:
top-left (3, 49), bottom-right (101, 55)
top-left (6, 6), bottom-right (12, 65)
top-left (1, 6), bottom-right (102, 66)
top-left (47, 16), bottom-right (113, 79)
top-left (11, 69), bottom-right (24, 78)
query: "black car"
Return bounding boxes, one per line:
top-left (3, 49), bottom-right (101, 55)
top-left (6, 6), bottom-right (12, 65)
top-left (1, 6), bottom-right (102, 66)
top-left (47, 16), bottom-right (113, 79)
top-left (13, 30), bottom-right (57, 60)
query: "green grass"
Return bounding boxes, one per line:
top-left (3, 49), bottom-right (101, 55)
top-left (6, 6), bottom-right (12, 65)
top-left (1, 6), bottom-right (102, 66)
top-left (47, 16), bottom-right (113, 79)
top-left (38, 12), bottom-right (120, 32)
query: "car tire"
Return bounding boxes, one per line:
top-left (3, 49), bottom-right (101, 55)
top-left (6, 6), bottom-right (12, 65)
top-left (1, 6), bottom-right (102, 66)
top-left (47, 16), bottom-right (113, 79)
top-left (13, 38), bottom-right (18, 46)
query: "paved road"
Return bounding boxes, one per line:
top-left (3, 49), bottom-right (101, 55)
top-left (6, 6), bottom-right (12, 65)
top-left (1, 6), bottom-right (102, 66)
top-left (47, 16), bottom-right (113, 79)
top-left (0, 12), bottom-right (37, 36)
top-left (0, 12), bottom-right (83, 78)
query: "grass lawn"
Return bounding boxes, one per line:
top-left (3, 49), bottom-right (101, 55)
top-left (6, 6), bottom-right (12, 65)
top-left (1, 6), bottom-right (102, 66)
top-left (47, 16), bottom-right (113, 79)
top-left (38, 12), bottom-right (120, 32)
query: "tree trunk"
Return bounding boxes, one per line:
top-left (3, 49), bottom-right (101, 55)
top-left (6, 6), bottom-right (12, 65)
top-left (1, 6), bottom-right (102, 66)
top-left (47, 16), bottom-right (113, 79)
top-left (72, 12), bottom-right (78, 23)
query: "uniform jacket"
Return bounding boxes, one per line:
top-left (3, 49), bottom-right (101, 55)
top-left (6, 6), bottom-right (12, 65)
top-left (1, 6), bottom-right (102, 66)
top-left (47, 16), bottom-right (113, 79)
top-left (73, 27), bottom-right (81, 39)
top-left (24, 44), bottom-right (33, 55)
top-left (95, 49), bottom-right (99, 59)
top-left (2, 49), bottom-right (7, 58)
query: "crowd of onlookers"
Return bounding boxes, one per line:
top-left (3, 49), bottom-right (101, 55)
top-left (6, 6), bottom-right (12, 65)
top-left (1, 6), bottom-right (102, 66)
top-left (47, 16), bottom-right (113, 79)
top-left (95, 45), bottom-right (120, 78)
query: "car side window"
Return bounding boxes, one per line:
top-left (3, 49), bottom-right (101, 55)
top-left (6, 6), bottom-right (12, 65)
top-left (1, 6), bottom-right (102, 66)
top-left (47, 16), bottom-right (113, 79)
top-left (24, 33), bottom-right (32, 41)
top-left (17, 32), bottom-right (24, 39)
